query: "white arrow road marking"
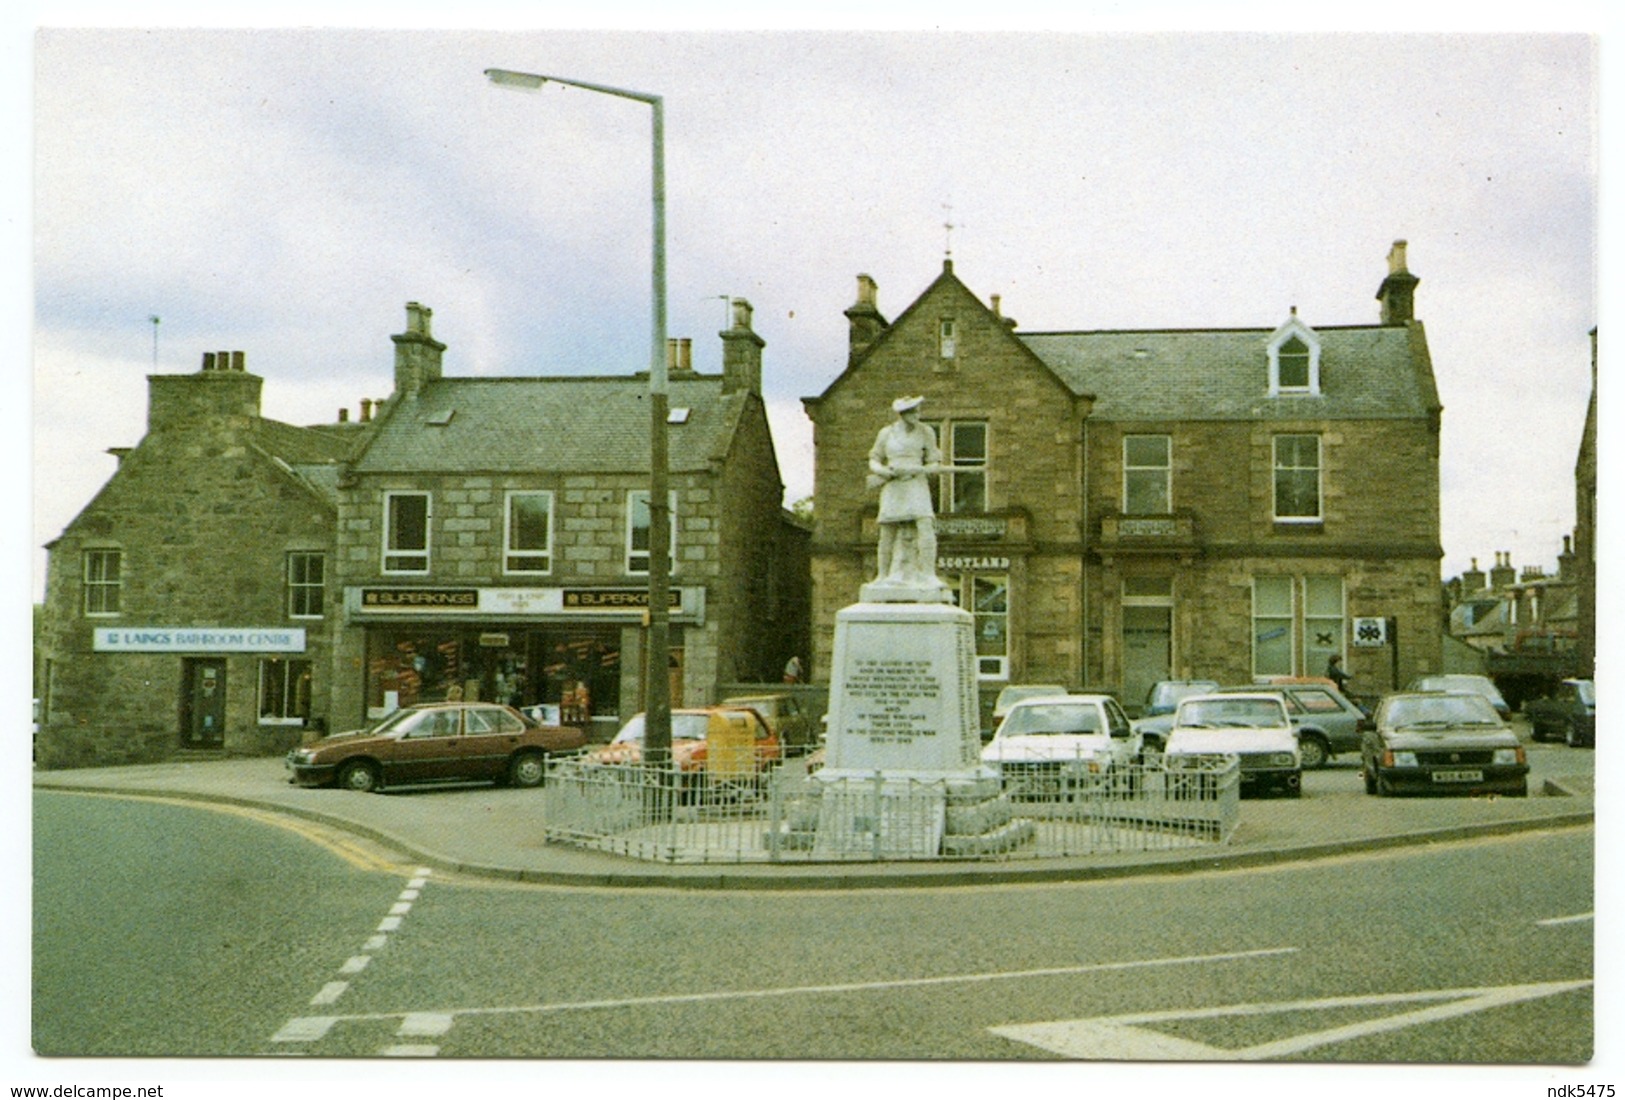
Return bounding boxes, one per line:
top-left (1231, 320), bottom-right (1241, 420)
top-left (990, 979), bottom-right (1593, 1060)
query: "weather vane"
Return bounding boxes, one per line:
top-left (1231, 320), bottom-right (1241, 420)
top-left (148, 315), bottom-right (160, 368)
top-left (942, 202), bottom-right (957, 258)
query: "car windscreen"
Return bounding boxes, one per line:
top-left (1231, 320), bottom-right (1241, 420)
top-left (611, 713), bottom-right (718, 744)
top-left (1176, 699), bottom-right (1285, 728)
top-left (1575, 681), bottom-right (1595, 705)
top-left (1001, 703), bottom-right (1102, 736)
top-left (1384, 694), bottom-right (1500, 729)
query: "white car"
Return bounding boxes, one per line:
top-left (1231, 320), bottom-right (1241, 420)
top-left (1163, 692), bottom-right (1301, 798)
top-left (981, 694), bottom-right (1142, 799)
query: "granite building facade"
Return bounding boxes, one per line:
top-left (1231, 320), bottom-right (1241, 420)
top-left (805, 243), bottom-right (1444, 713)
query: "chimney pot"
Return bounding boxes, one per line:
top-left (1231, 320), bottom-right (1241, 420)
top-left (201, 352), bottom-right (215, 371)
top-left (360, 398), bottom-right (373, 423)
top-left (338, 407), bottom-right (350, 423)
top-left (679, 337), bottom-right (692, 372)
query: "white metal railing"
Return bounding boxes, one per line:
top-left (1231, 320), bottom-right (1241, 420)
top-left (542, 753), bottom-right (1240, 864)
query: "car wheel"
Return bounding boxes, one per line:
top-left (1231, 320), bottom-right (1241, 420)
top-left (1530, 723), bottom-right (1547, 743)
top-left (1286, 771), bottom-right (1303, 798)
top-left (338, 760), bottom-right (380, 793)
top-left (1375, 771), bottom-right (1394, 798)
top-left (1509, 780), bottom-right (1529, 798)
top-left (1298, 735), bottom-right (1329, 770)
top-left (508, 751), bottom-right (547, 789)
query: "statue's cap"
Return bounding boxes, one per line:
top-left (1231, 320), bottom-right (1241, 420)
top-left (892, 395), bottom-right (925, 413)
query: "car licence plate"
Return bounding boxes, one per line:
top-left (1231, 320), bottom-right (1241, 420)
top-left (1431, 769), bottom-right (1484, 783)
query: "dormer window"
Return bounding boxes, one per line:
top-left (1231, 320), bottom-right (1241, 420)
top-left (1267, 315), bottom-right (1322, 396)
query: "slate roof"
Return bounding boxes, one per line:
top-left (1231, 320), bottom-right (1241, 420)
top-left (351, 376), bottom-right (752, 475)
top-left (1019, 324), bottom-right (1439, 422)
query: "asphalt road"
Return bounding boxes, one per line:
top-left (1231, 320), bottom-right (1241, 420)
top-left (32, 787), bottom-right (1593, 1064)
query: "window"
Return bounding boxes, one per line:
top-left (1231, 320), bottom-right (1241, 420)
top-left (939, 318), bottom-right (957, 359)
top-left (626, 490), bottom-right (677, 576)
top-left (1252, 575), bottom-right (1344, 677)
top-left (1273, 435), bottom-right (1322, 522)
top-left (259, 658), bottom-right (311, 723)
top-left (504, 491), bottom-right (554, 574)
top-left (383, 492), bottom-right (431, 573)
top-left (1277, 337), bottom-right (1311, 390)
top-left (943, 571), bottom-right (1008, 679)
top-left (1267, 317), bottom-right (1322, 396)
top-left (83, 549), bottom-right (121, 616)
top-left (1123, 435), bottom-right (1171, 514)
top-left (928, 419), bottom-right (988, 514)
top-left (287, 552), bottom-right (325, 618)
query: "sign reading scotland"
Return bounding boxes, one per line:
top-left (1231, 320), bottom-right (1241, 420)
top-left (94, 628), bottom-right (307, 653)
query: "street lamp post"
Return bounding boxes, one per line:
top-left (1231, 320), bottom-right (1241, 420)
top-left (485, 67), bottom-right (672, 767)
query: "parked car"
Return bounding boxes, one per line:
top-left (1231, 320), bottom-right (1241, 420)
top-left (990, 683), bottom-right (1068, 731)
top-left (1130, 679), bottom-right (1219, 752)
top-left (981, 694), bottom-right (1141, 800)
top-left (1524, 679), bottom-right (1595, 747)
top-left (1362, 691), bottom-right (1528, 797)
top-left (1163, 692), bottom-right (1301, 798)
top-left (1406, 673), bottom-right (1510, 720)
top-left (285, 702), bottom-right (586, 792)
top-left (721, 692), bottom-right (817, 755)
top-left (1216, 682), bottom-right (1366, 769)
top-left (584, 707), bottom-right (782, 784)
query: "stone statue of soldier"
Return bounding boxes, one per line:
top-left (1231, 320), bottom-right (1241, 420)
top-left (867, 395), bottom-right (946, 590)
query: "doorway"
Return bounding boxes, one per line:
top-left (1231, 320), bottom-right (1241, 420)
top-left (180, 659), bottom-right (227, 748)
top-left (1122, 605), bottom-right (1172, 710)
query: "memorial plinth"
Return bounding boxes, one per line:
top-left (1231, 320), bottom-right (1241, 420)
top-left (812, 584), bottom-right (1032, 858)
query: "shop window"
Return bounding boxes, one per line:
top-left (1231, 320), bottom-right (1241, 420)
top-left (259, 658), bottom-right (312, 723)
top-left (83, 549), bottom-right (122, 616)
top-left (504, 491), bottom-right (554, 574)
top-left (383, 492), bottom-right (431, 573)
top-left (627, 490), bottom-right (677, 576)
top-left (1253, 575), bottom-right (1344, 677)
top-left (927, 419), bottom-right (988, 514)
top-left (1273, 434), bottom-right (1322, 522)
top-left (943, 571), bottom-right (1008, 679)
top-left (287, 552), bottom-right (325, 618)
top-left (1123, 435), bottom-right (1171, 514)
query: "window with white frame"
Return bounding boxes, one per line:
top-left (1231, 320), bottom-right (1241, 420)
top-left (1252, 575), bottom-right (1344, 677)
top-left (383, 492), bottom-right (431, 573)
top-left (626, 490), bottom-right (677, 576)
top-left (1273, 434), bottom-right (1322, 522)
top-left (259, 657), bottom-right (312, 723)
top-left (83, 548), bottom-right (122, 616)
top-left (928, 419), bottom-right (988, 514)
top-left (504, 491), bottom-right (554, 574)
top-left (942, 571), bottom-right (1009, 679)
top-left (1123, 435), bottom-right (1172, 514)
top-left (939, 318), bottom-right (957, 359)
top-left (287, 552), bottom-right (325, 618)
top-left (1267, 318), bottom-right (1322, 396)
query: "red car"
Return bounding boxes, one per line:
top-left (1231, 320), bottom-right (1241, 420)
top-left (286, 702), bottom-right (586, 792)
top-left (585, 707), bottom-right (782, 782)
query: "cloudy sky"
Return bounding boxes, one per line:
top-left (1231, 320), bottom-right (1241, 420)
top-left (25, 21), bottom-right (1599, 605)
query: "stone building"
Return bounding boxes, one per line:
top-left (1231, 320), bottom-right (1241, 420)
top-left (37, 351), bottom-right (364, 767)
top-left (805, 243), bottom-right (1444, 713)
top-left (331, 300), bottom-right (809, 740)
top-left (38, 301), bottom-right (810, 765)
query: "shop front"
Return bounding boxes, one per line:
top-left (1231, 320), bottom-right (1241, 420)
top-left (344, 585), bottom-right (705, 735)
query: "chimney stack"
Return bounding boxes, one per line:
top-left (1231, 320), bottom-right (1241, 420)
top-left (392, 301), bottom-right (446, 401)
top-left (844, 274), bottom-right (888, 363)
top-left (1376, 239), bottom-right (1420, 324)
top-left (720, 298), bottom-right (765, 396)
top-left (1489, 551), bottom-right (1516, 589)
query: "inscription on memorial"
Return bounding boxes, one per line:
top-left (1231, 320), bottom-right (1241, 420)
top-left (845, 658), bottom-right (941, 744)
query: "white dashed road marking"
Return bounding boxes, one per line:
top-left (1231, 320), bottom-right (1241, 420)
top-left (1536, 912), bottom-right (1593, 927)
top-left (270, 867), bottom-right (433, 1053)
top-left (266, 944), bottom-right (1297, 1057)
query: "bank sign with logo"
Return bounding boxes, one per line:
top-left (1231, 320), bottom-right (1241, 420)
top-left (94, 628), bottom-right (307, 653)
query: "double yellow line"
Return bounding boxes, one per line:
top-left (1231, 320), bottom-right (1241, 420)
top-left (48, 790), bottom-right (408, 874)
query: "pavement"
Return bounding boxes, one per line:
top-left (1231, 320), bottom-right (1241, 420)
top-left (32, 754), bottom-right (1595, 890)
